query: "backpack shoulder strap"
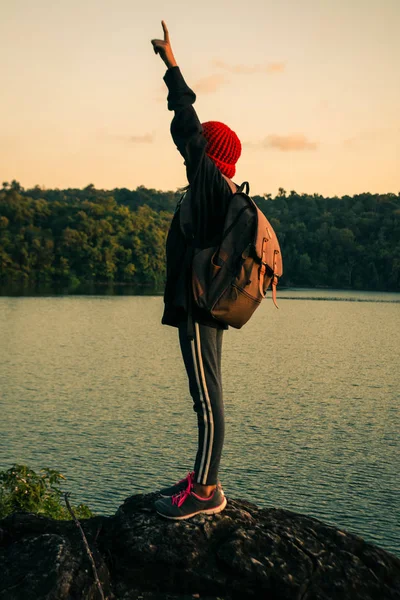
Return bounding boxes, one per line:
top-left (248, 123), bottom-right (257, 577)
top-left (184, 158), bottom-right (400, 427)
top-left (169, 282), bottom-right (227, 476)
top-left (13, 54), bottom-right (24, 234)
top-left (236, 181), bottom-right (250, 195)
top-left (175, 191), bottom-right (186, 214)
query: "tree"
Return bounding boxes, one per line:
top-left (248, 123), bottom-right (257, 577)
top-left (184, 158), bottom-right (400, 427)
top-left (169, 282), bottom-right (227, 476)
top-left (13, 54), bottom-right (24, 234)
top-left (1, 184), bottom-right (399, 292)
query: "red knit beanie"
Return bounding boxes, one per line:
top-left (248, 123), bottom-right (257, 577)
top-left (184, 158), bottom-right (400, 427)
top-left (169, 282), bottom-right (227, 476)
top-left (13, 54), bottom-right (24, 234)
top-left (201, 121), bottom-right (241, 179)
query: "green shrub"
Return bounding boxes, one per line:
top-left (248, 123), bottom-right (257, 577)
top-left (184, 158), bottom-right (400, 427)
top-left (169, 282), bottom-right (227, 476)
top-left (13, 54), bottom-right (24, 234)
top-left (0, 464), bottom-right (93, 520)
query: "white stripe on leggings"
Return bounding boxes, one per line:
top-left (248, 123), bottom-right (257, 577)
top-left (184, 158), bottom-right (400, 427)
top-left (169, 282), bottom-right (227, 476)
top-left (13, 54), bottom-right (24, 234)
top-left (194, 322), bottom-right (214, 485)
top-left (190, 335), bottom-right (209, 483)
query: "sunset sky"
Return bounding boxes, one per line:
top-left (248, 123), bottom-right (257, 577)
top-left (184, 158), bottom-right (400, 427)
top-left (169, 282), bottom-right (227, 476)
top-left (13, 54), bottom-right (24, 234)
top-left (1, 0), bottom-right (399, 197)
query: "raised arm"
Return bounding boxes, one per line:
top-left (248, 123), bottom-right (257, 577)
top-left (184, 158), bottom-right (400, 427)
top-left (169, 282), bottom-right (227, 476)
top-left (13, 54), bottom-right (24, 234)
top-left (151, 21), bottom-right (205, 182)
top-left (150, 21), bottom-right (233, 244)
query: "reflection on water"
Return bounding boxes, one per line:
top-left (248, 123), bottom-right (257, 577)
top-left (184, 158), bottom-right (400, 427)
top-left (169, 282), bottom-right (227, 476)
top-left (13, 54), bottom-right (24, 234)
top-left (0, 291), bottom-right (399, 556)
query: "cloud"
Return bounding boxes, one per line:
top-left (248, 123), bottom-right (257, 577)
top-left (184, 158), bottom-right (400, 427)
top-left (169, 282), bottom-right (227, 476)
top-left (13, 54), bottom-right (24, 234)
top-left (193, 74), bottom-right (228, 94)
top-left (246, 134), bottom-right (318, 151)
top-left (264, 134), bottom-right (317, 151)
top-left (103, 132), bottom-right (154, 144)
top-left (343, 127), bottom-right (400, 148)
top-left (128, 134), bottom-right (154, 144)
top-left (213, 59), bottom-right (286, 74)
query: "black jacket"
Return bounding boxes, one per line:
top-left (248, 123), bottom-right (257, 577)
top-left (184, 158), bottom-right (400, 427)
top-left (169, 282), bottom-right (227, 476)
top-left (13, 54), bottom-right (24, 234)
top-left (161, 67), bottom-right (234, 329)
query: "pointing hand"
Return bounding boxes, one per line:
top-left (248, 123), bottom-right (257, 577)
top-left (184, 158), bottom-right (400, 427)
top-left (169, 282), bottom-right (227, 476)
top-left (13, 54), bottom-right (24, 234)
top-left (151, 21), bottom-right (177, 69)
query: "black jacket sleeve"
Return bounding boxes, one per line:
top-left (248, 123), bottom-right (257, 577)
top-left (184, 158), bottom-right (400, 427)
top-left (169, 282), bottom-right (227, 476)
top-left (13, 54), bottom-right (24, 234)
top-left (163, 67), bottom-right (233, 247)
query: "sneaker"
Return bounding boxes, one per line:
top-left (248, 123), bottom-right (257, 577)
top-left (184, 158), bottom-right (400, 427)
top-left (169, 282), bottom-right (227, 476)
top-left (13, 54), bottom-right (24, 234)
top-left (159, 472), bottom-right (225, 498)
top-left (155, 480), bottom-right (227, 520)
top-left (158, 471), bottom-right (195, 498)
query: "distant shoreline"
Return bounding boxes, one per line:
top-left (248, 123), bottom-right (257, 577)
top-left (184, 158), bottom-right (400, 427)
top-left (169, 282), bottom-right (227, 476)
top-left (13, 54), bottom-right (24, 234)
top-left (1, 283), bottom-right (399, 301)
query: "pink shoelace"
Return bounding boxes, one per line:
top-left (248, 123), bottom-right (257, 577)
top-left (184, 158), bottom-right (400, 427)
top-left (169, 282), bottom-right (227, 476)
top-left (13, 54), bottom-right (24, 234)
top-left (177, 471), bottom-right (194, 486)
top-left (172, 472), bottom-right (194, 507)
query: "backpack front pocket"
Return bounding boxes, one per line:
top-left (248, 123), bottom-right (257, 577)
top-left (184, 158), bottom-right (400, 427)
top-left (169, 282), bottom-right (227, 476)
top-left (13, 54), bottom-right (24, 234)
top-left (211, 284), bottom-right (261, 329)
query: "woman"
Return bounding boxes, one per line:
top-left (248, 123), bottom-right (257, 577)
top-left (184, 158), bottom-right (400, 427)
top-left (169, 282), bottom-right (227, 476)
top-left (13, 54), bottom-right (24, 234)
top-left (151, 21), bottom-right (242, 520)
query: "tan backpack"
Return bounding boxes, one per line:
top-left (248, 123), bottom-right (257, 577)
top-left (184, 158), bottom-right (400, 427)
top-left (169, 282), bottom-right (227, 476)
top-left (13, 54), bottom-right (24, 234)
top-left (189, 181), bottom-right (283, 328)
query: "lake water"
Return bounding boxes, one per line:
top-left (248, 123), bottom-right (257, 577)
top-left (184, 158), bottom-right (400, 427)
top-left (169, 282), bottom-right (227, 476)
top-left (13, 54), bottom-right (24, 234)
top-left (0, 290), bottom-right (399, 557)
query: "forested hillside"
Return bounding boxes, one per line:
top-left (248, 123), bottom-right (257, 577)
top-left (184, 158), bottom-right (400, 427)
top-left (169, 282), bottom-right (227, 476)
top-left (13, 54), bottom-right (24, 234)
top-left (1, 180), bottom-right (399, 292)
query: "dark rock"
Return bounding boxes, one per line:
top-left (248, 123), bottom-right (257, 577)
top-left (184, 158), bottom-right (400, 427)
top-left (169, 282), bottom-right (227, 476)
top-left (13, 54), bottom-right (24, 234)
top-left (0, 494), bottom-right (399, 600)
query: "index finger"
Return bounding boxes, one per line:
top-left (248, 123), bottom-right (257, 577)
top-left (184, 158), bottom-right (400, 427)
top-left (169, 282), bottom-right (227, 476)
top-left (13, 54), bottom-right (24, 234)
top-left (161, 20), bottom-right (170, 43)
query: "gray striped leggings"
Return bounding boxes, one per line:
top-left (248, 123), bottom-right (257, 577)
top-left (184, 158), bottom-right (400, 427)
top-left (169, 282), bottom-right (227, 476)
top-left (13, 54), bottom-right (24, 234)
top-left (178, 321), bottom-right (224, 486)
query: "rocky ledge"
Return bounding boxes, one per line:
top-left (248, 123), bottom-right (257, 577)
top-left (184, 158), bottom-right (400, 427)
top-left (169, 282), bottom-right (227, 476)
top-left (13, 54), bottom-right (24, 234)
top-left (0, 493), bottom-right (399, 600)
